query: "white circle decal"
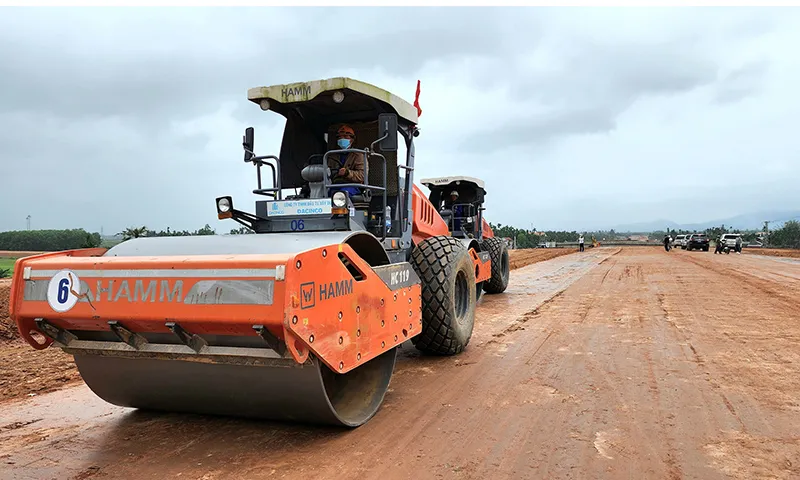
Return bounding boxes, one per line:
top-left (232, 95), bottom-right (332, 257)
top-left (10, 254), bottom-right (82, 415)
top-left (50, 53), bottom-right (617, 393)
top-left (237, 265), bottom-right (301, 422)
top-left (46, 270), bottom-right (81, 313)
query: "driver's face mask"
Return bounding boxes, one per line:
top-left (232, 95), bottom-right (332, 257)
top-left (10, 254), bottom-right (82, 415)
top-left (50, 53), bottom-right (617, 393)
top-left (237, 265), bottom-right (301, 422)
top-left (337, 138), bottom-right (352, 149)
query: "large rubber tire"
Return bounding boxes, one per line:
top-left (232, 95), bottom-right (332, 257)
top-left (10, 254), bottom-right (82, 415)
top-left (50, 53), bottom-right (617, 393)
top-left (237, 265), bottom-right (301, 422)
top-left (410, 236), bottom-right (477, 355)
top-left (481, 237), bottom-right (510, 294)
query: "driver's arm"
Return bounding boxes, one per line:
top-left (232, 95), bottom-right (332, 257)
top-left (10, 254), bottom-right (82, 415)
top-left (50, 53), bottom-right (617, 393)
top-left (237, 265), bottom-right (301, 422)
top-left (343, 154), bottom-right (365, 183)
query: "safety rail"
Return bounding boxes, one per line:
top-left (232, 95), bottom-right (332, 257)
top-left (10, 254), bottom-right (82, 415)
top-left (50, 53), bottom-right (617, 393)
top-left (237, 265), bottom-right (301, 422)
top-left (247, 155), bottom-right (282, 199)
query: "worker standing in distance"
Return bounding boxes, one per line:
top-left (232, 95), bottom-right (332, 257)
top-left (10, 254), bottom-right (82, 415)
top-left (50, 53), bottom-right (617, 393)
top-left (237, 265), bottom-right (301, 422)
top-left (578, 234), bottom-right (585, 252)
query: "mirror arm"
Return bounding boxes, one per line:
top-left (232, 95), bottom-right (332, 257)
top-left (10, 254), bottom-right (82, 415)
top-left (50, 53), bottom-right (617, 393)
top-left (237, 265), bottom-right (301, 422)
top-left (370, 132), bottom-right (389, 152)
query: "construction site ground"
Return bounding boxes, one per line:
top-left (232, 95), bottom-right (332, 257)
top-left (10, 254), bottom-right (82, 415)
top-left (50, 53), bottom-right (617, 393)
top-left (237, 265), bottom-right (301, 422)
top-left (1, 246), bottom-right (799, 479)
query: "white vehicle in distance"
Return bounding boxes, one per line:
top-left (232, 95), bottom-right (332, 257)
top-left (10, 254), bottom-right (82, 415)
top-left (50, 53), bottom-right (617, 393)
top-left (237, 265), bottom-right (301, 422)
top-left (673, 234), bottom-right (687, 249)
top-left (721, 233), bottom-right (742, 249)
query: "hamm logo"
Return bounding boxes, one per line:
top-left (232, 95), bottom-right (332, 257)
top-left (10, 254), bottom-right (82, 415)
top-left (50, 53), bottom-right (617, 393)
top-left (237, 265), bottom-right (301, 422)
top-left (300, 282), bottom-right (315, 309)
top-left (281, 85), bottom-right (312, 100)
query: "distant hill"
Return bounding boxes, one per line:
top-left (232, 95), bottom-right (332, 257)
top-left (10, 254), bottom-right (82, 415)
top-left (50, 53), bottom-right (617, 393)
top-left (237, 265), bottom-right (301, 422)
top-left (610, 210), bottom-right (800, 233)
top-left (607, 219), bottom-right (682, 233)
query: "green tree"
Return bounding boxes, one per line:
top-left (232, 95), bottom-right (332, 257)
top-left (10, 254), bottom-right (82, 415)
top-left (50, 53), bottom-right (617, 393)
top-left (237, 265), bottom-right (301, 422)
top-left (0, 229), bottom-right (103, 251)
top-left (193, 224), bottom-right (216, 236)
top-left (769, 220), bottom-right (800, 248)
top-left (81, 232), bottom-right (102, 248)
top-left (119, 226), bottom-right (149, 241)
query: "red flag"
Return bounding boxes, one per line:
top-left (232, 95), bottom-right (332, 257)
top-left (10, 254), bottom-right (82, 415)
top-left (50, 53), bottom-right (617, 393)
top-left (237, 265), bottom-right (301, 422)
top-left (413, 80), bottom-right (422, 117)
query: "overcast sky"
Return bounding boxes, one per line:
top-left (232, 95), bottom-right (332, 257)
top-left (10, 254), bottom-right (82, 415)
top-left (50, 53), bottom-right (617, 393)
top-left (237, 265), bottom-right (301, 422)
top-left (2, 7), bottom-right (799, 234)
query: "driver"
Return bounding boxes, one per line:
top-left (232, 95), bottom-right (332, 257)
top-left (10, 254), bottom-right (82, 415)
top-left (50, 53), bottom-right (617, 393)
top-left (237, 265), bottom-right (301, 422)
top-left (442, 190), bottom-right (464, 230)
top-left (328, 124), bottom-right (365, 197)
top-left (443, 190), bottom-right (459, 209)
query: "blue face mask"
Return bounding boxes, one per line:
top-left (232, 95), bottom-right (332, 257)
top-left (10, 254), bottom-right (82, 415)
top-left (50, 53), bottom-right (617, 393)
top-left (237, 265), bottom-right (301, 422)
top-left (338, 138), bottom-right (351, 149)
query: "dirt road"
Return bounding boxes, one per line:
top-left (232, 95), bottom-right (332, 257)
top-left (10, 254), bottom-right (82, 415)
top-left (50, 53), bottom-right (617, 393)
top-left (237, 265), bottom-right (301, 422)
top-left (2, 247), bottom-right (799, 480)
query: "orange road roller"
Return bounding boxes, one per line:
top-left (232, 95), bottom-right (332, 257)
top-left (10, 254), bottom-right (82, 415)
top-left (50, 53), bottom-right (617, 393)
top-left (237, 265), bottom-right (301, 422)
top-left (9, 78), bottom-right (509, 427)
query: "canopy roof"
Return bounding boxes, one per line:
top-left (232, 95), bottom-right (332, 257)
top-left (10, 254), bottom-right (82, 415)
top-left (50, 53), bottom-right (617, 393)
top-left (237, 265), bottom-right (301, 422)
top-left (420, 176), bottom-right (486, 191)
top-left (247, 77), bottom-right (419, 125)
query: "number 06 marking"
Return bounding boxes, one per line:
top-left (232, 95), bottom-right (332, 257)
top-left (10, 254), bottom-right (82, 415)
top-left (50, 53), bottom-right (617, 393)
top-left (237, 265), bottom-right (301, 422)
top-left (290, 219), bottom-right (305, 231)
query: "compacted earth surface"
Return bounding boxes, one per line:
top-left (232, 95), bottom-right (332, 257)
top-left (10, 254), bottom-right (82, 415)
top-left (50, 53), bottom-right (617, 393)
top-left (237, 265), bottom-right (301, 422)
top-left (1, 246), bottom-right (799, 479)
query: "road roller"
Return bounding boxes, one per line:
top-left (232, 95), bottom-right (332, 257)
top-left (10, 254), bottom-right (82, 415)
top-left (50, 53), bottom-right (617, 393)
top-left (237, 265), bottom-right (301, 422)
top-left (8, 77), bottom-right (509, 427)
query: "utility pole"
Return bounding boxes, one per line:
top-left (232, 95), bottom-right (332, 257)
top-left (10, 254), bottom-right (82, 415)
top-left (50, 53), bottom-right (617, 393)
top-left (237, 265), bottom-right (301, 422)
top-left (763, 221), bottom-right (769, 247)
top-left (26, 215), bottom-right (31, 231)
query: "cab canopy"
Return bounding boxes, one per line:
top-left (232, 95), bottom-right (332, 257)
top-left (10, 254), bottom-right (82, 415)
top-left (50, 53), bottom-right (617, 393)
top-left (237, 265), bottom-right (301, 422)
top-left (247, 77), bottom-right (418, 194)
top-left (420, 176), bottom-right (486, 207)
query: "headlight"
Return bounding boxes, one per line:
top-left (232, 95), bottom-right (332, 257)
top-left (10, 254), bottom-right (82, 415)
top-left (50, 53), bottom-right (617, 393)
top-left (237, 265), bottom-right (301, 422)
top-left (217, 197), bottom-right (231, 213)
top-left (332, 191), bottom-right (347, 208)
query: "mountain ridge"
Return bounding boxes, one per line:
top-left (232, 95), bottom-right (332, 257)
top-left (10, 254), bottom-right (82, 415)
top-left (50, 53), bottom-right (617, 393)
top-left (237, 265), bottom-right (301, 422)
top-left (608, 210), bottom-right (800, 233)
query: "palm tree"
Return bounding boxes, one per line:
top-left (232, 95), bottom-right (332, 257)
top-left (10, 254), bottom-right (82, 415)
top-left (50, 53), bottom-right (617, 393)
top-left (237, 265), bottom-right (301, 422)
top-left (118, 226), bottom-right (149, 241)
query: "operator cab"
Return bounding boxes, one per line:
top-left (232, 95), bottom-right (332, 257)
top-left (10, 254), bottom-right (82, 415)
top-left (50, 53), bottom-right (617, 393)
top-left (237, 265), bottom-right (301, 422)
top-left (214, 77), bottom-right (421, 257)
top-left (420, 176), bottom-right (487, 239)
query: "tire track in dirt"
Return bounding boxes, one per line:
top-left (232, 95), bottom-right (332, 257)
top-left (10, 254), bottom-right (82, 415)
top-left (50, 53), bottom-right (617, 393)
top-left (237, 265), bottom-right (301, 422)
top-left (676, 253), bottom-right (800, 311)
top-left (574, 254), bottom-right (685, 479)
top-left (650, 270), bottom-right (749, 434)
top-left (657, 250), bottom-right (800, 478)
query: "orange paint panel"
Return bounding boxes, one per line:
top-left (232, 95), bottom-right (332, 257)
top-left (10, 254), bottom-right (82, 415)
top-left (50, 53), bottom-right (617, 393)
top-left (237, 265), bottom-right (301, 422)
top-left (411, 183), bottom-right (449, 244)
top-left (482, 218), bottom-right (494, 238)
top-left (470, 248), bottom-right (492, 284)
top-left (9, 250), bottom-right (293, 350)
top-left (284, 243), bottom-right (422, 374)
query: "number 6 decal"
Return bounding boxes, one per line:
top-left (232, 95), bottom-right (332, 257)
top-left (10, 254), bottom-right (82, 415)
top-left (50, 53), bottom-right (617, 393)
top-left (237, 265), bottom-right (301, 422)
top-left (46, 270), bottom-right (81, 313)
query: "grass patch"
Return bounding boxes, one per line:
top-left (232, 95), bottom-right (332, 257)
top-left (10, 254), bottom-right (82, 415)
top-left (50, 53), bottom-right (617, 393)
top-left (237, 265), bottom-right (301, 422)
top-left (0, 257), bottom-right (16, 277)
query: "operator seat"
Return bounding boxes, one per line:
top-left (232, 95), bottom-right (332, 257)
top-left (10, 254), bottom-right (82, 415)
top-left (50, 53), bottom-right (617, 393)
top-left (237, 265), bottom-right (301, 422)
top-left (300, 164), bottom-right (328, 199)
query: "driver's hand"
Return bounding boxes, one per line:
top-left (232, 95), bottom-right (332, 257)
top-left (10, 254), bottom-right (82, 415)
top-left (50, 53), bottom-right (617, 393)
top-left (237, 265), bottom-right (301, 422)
top-left (338, 168), bottom-right (347, 177)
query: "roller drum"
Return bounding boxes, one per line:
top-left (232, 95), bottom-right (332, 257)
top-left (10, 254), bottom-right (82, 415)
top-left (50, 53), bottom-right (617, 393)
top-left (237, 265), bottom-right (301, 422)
top-left (67, 230), bottom-right (397, 427)
top-left (73, 347), bottom-right (397, 427)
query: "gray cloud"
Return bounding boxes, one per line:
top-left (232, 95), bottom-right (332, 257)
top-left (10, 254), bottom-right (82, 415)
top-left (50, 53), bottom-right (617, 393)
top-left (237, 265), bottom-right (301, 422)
top-left (463, 106), bottom-right (617, 153)
top-left (1, 7), bottom-right (799, 234)
top-left (713, 59), bottom-right (770, 104)
top-left (452, 29), bottom-right (722, 152)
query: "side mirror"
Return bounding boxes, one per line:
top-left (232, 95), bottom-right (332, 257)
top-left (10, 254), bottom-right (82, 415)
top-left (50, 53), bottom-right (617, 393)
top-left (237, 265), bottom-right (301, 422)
top-left (243, 127), bottom-right (254, 162)
top-left (377, 113), bottom-right (398, 152)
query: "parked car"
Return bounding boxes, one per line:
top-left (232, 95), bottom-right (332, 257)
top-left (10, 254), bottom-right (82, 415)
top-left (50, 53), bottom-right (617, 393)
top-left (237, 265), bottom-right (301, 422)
top-left (673, 234), bottom-right (687, 249)
top-left (686, 233), bottom-right (710, 251)
top-left (720, 233), bottom-right (742, 250)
